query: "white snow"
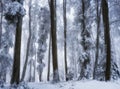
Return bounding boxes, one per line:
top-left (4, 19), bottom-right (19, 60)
top-left (28, 80), bottom-right (120, 89)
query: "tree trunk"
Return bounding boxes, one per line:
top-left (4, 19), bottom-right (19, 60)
top-left (29, 60), bottom-right (32, 82)
top-left (33, 44), bottom-right (37, 82)
top-left (21, 0), bottom-right (32, 82)
top-left (102, 0), bottom-right (111, 81)
top-left (93, 0), bottom-right (101, 79)
top-left (50, 0), bottom-right (59, 82)
top-left (63, 0), bottom-right (68, 81)
top-left (10, 0), bottom-right (24, 84)
top-left (79, 0), bottom-right (86, 80)
top-left (47, 34), bottom-right (51, 81)
top-left (10, 16), bottom-right (22, 84)
top-left (0, 0), bottom-right (3, 48)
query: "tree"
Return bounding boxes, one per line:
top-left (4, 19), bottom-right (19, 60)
top-left (102, 0), bottom-right (111, 81)
top-left (63, 0), bottom-right (68, 81)
top-left (0, 0), bottom-right (3, 48)
top-left (37, 7), bottom-right (50, 82)
top-left (47, 34), bottom-right (51, 81)
top-left (5, 0), bottom-right (26, 84)
top-left (50, 0), bottom-right (59, 82)
top-left (21, 0), bottom-right (32, 82)
top-left (78, 0), bottom-right (90, 80)
top-left (93, 0), bottom-right (101, 79)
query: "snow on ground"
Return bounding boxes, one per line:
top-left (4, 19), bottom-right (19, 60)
top-left (28, 80), bottom-right (120, 89)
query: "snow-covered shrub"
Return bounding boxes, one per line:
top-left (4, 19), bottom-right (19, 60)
top-left (37, 63), bottom-right (45, 76)
top-left (52, 70), bottom-right (59, 83)
top-left (10, 82), bottom-right (32, 89)
top-left (111, 62), bottom-right (120, 80)
top-left (67, 70), bottom-right (74, 80)
top-left (0, 48), bottom-right (12, 83)
top-left (0, 79), bottom-right (4, 88)
top-left (4, 1), bottom-right (26, 23)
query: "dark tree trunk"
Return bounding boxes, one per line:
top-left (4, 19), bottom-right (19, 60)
top-left (102, 0), bottom-right (111, 81)
top-left (10, 0), bottom-right (24, 84)
top-left (93, 0), bottom-right (101, 79)
top-left (11, 16), bottom-right (22, 84)
top-left (63, 0), bottom-right (68, 81)
top-left (50, 0), bottom-right (59, 82)
top-left (21, 0), bottom-right (32, 82)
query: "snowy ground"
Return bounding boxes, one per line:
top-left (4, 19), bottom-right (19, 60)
top-left (28, 80), bottom-right (120, 89)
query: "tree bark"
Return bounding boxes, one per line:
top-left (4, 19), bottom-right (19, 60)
top-left (10, 0), bottom-right (24, 84)
top-left (11, 16), bottom-right (22, 84)
top-left (102, 0), bottom-right (111, 81)
top-left (63, 0), bottom-right (68, 81)
top-left (50, 0), bottom-right (59, 82)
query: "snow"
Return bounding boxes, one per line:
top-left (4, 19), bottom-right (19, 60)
top-left (4, 1), bottom-right (26, 17)
top-left (28, 80), bottom-right (120, 89)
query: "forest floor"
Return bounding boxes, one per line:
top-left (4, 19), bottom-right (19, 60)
top-left (1, 80), bottom-right (120, 89)
top-left (28, 80), bottom-right (120, 89)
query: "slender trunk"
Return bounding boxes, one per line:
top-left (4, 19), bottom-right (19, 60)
top-left (93, 0), bottom-right (101, 79)
top-left (33, 45), bottom-right (37, 82)
top-left (21, 1), bottom-right (32, 82)
top-left (102, 0), bottom-right (111, 81)
top-left (63, 0), bottom-right (68, 81)
top-left (0, 0), bottom-right (3, 48)
top-left (79, 0), bottom-right (86, 80)
top-left (47, 34), bottom-right (51, 81)
top-left (50, 0), bottom-right (59, 82)
top-left (29, 60), bottom-right (32, 82)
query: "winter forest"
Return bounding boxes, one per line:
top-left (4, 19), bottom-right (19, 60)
top-left (0, 0), bottom-right (120, 89)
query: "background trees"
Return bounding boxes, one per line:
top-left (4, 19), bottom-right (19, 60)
top-left (0, 0), bottom-right (120, 85)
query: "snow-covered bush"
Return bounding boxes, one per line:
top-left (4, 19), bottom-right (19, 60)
top-left (4, 1), bottom-right (26, 23)
top-left (67, 70), bottom-right (74, 80)
top-left (0, 79), bottom-right (4, 88)
top-left (9, 82), bottom-right (32, 89)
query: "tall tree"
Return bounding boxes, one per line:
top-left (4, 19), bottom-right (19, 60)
top-left (47, 34), bottom-right (51, 81)
top-left (102, 0), bottom-right (111, 81)
top-left (76, 0), bottom-right (94, 80)
top-left (93, 0), bottom-right (101, 79)
top-left (10, 0), bottom-right (25, 84)
top-left (63, 0), bottom-right (68, 81)
top-left (78, 0), bottom-right (90, 80)
top-left (0, 0), bottom-right (3, 48)
top-left (21, 0), bottom-right (32, 82)
top-left (37, 7), bottom-right (49, 82)
top-left (50, 0), bottom-right (59, 82)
